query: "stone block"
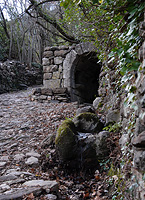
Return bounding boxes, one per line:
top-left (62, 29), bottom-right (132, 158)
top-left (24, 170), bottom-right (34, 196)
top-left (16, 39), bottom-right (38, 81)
top-left (41, 88), bottom-right (53, 95)
top-left (52, 72), bottom-right (60, 79)
top-left (51, 65), bottom-right (59, 72)
top-left (58, 65), bottom-right (63, 72)
top-left (43, 51), bottom-right (53, 58)
top-left (54, 57), bottom-right (63, 65)
top-left (54, 50), bottom-right (68, 57)
top-left (44, 79), bottom-right (61, 89)
top-left (44, 73), bottom-right (52, 80)
top-left (50, 46), bottom-right (59, 51)
top-left (44, 47), bottom-right (51, 51)
top-left (42, 58), bottom-right (50, 66)
top-left (39, 95), bottom-right (47, 100)
top-left (53, 88), bottom-right (68, 94)
top-left (75, 42), bottom-right (96, 55)
top-left (59, 45), bottom-right (69, 50)
top-left (43, 66), bottom-right (52, 73)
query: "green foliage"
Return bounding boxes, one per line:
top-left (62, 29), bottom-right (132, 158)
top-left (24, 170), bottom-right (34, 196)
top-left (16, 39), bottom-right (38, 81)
top-left (60, 0), bottom-right (145, 75)
top-left (103, 122), bottom-right (121, 133)
top-left (31, 62), bottom-right (43, 69)
top-left (107, 164), bottom-right (129, 200)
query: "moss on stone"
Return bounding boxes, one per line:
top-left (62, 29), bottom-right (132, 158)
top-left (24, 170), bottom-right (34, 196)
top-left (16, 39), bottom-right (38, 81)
top-left (55, 121), bottom-right (76, 145)
top-left (55, 119), bottom-right (77, 160)
top-left (73, 112), bottom-right (104, 133)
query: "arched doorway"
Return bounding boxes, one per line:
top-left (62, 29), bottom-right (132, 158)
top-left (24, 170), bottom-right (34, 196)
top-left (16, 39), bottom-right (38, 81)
top-left (63, 43), bottom-right (101, 104)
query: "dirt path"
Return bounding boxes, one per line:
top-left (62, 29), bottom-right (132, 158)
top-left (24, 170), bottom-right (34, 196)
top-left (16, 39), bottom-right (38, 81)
top-left (0, 87), bottom-right (78, 200)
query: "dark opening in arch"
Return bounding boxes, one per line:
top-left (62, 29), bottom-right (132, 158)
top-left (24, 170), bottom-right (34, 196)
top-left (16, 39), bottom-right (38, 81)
top-left (71, 52), bottom-right (101, 104)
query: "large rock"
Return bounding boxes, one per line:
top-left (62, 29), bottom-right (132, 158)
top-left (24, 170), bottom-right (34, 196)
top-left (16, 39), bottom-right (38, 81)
top-left (55, 119), bottom-right (78, 161)
top-left (132, 131), bottom-right (145, 148)
top-left (77, 133), bottom-right (98, 170)
top-left (76, 105), bottom-right (95, 116)
top-left (106, 109), bottom-right (120, 124)
top-left (73, 112), bottom-right (104, 133)
top-left (133, 150), bottom-right (145, 172)
top-left (95, 131), bottom-right (110, 160)
top-left (93, 97), bottom-right (102, 110)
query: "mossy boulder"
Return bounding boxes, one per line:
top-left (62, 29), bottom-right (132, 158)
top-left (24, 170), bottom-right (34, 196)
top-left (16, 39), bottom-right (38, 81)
top-left (55, 119), bottom-right (78, 161)
top-left (73, 112), bottom-right (104, 133)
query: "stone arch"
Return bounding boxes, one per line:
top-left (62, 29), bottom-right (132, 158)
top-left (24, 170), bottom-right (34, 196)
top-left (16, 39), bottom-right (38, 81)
top-left (63, 42), bottom-right (101, 103)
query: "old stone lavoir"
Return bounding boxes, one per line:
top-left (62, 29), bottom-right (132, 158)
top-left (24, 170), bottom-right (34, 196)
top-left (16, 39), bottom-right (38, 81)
top-left (32, 42), bottom-right (101, 104)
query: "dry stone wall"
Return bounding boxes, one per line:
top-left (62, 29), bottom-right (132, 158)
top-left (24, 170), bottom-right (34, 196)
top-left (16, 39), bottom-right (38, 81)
top-left (0, 61), bottom-right (43, 94)
top-left (94, 13), bottom-right (145, 200)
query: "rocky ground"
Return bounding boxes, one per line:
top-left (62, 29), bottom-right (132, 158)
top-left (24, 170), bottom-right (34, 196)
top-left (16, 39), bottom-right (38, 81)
top-left (0, 87), bottom-right (121, 200)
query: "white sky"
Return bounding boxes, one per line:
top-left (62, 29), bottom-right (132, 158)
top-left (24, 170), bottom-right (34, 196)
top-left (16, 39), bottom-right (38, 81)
top-left (0, 0), bottom-right (58, 19)
top-left (0, 0), bottom-right (29, 19)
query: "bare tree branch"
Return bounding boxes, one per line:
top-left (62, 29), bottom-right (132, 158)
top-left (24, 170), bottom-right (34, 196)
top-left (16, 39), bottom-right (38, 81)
top-left (0, 6), bottom-right (10, 39)
top-left (27, 0), bottom-right (80, 43)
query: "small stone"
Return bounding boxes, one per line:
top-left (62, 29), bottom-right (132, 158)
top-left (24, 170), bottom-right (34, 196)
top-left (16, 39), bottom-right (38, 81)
top-left (0, 174), bottom-right (17, 182)
top-left (26, 151), bottom-right (41, 158)
top-left (14, 153), bottom-right (25, 161)
top-left (23, 180), bottom-right (58, 192)
top-left (39, 95), bottom-right (47, 100)
top-left (6, 179), bottom-right (25, 185)
top-left (45, 194), bottom-right (57, 199)
top-left (25, 156), bottom-right (38, 165)
top-left (45, 188), bottom-right (50, 194)
top-left (0, 183), bottom-right (10, 191)
top-left (6, 169), bottom-right (19, 174)
top-left (0, 156), bottom-right (9, 161)
top-left (0, 162), bottom-right (6, 167)
top-left (47, 96), bottom-right (52, 101)
top-left (0, 187), bottom-right (42, 200)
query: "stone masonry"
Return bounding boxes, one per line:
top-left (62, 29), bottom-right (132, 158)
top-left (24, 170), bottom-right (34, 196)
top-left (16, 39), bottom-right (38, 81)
top-left (32, 42), bottom-right (101, 103)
